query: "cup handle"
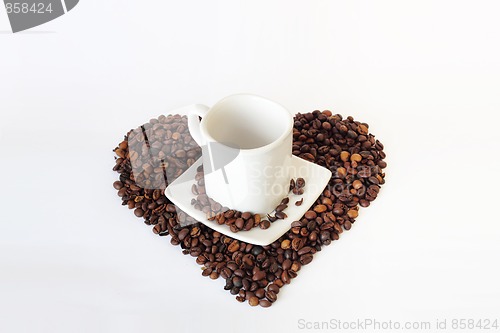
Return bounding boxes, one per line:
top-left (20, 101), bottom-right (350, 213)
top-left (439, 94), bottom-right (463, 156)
top-left (187, 104), bottom-right (210, 146)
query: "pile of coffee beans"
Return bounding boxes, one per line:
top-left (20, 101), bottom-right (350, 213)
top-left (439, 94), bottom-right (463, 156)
top-left (113, 114), bottom-right (201, 233)
top-left (191, 166), bottom-right (304, 232)
top-left (112, 110), bottom-right (386, 307)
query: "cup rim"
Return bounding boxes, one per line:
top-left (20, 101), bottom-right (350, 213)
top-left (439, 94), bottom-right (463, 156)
top-left (200, 93), bottom-right (293, 155)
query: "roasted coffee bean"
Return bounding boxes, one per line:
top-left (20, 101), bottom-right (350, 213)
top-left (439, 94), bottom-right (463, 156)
top-left (352, 180), bottom-right (363, 189)
top-left (281, 270), bottom-right (291, 284)
top-left (347, 210), bottom-right (359, 218)
top-left (255, 288), bottom-right (265, 298)
top-left (296, 178), bottom-right (305, 188)
top-left (300, 253), bottom-right (314, 265)
top-left (242, 278), bottom-right (251, 290)
top-left (340, 151), bottom-right (350, 162)
top-left (333, 205), bottom-right (344, 216)
top-left (275, 211), bottom-right (286, 219)
top-left (251, 246), bottom-right (264, 256)
top-left (235, 218), bottom-right (244, 230)
top-left (281, 239), bottom-right (291, 250)
top-left (190, 247), bottom-right (202, 257)
top-left (337, 167), bottom-right (347, 178)
top-left (259, 299), bottom-right (272, 308)
top-left (244, 219), bottom-right (255, 231)
top-left (297, 246), bottom-right (312, 256)
top-left (282, 259), bottom-right (292, 270)
top-left (178, 228), bottom-right (189, 241)
top-left (268, 283), bottom-right (280, 294)
top-left (304, 211), bottom-right (317, 220)
top-left (260, 220), bottom-right (271, 229)
top-left (249, 296), bottom-right (259, 306)
top-left (221, 267), bottom-right (231, 279)
top-left (291, 238), bottom-right (303, 251)
top-left (351, 153), bottom-right (362, 162)
top-left (276, 204), bottom-right (287, 212)
top-left (314, 204), bottom-right (327, 213)
top-left (252, 270), bottom-right (266, 281)
top-left (344, 220), bottom-right (352, 230)
top-left (291, 261), bottom-right (301, 272)
top-left (241, 212), bottom-right (252, 220)
top-left (202, 268), bottom-right (212, 277)
top-left (265, 290), bottom-right (277, 303)
top-left (307, 220), bottom-right (316, 231)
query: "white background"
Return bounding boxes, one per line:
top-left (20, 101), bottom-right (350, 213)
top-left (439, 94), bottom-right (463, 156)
top-left (1, 1), bottom-right (499, 332)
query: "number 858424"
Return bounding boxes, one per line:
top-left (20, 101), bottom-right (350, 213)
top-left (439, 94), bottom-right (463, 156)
top-left (5, 2), bottom-right (53, 14)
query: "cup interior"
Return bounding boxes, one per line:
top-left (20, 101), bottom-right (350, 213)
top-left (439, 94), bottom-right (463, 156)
top-left (203, 95), bottom-right (292, 150)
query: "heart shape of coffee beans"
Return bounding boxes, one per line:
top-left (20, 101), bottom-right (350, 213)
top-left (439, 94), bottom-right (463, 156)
top-left (112, 110), bottom-right (387, 308)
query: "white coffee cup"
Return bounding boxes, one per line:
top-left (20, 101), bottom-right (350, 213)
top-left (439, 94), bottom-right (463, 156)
top-left (187, 94), bottom-right (293, 213)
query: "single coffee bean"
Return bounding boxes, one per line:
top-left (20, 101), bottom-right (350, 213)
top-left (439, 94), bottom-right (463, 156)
top-left (276, 204), bottom-right (287, 212)
top-left (314, 204), bottom-right (327, 213)
top-left (265, 290), bottom-right (277, 303)
top-left (281, 239), bottom-right (291, 250)
top-left (134, 208), bottom-right (144, 217)
top-left (275, 211), bottom-right (286, 220)
top-left (340, 151), bottom-right (350, 162)
top-left (244, 219), bottom-right (254, 231)
top-left (241, 212), bottom-right (252, 220)
top-left (255, 288), bottom-right (265, 299)
top-left (260, 220), bottom-right (271, 229)
top-left (281, 270), bottom-right (291, 284)
top-left (259, 299), bottom-right (272, 308)
top-left (268, 284), bottom-right (280, 294)
top-left (291, 238), bottom-right (303, 251)
top-left (296, 178), bottom-right (306, 188)
top-left (347, 130), bottom-right (358, 139)
top-left (252, 270), bottom-right (266, 281)
top-left (300, 253), bottom-right (314, 265)
top-left (249, 296), bottom-right (259, 306)
top-left (350, 153), bottom-right (362, 162)
top-left (304, 211), bottom-right (317, 220)
top-left (297, 246), bottom-right (312, 256)
top-left (282, 259), bottom-right (292, 270)
top-left (347, 209), bottom-right (359, 218)
top-left (235, 218), bottom-right (244, 229)
top-left (352, 180), bottom-right (363, 189)
top-left (202, 268), bottom-right (212, 276)
top-left (178, 228), bottom-right (189, 241)
top-left (291, 261), bottom-right (301, 272)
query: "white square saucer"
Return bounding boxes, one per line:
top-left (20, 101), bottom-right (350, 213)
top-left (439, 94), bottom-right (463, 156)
top-left (165, 156), bottom-right (332, 246)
